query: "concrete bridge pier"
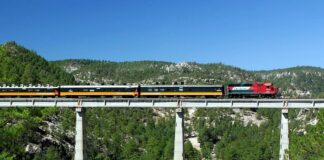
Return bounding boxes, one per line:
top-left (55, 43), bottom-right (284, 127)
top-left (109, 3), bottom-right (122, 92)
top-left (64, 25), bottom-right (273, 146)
top-left (279, 107), bottom-right (289, 160)
top-left (75, 107), bottom-right (86, 160)
top-left (174, 108), bottom-right (184, 160)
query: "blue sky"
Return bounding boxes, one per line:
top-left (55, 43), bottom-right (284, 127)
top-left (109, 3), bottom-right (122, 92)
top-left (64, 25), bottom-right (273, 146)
top-left (1, 0), bottom-right (324, 70)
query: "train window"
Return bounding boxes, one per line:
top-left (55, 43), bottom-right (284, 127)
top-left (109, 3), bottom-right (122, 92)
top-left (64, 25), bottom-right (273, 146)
top-left (160, 88), bottom-right (165, 92)
top-left (90, 89), bottom-right (94, 92)
top-left (83, 89), bottom-right (89, 92)
top-left (148, 89), bottom-right (152, 92)
top-left (154, 89), bottom-right (159, 92)
top-left (69, 89), bottom-right (73, 92)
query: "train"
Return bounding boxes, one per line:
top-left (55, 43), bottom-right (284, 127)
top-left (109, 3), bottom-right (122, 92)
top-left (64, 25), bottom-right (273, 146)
top-left (0, 82), bottom-right (278, 98)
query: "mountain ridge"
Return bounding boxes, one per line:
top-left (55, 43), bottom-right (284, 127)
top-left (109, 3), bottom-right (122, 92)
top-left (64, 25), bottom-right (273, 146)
top-left (0, 42), bottom-right (323, 159)
top-left (54, 59), bottom-right (324, 98)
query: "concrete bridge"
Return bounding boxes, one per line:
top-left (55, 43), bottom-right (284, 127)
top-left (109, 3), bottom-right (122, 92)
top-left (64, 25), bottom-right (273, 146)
top-left (1, 98), bottom-right (324, 160)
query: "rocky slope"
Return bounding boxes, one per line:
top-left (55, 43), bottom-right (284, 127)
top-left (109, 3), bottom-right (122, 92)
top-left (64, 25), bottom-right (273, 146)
top-left (55, 59), bottom-right (324, 98)
top-left (54, 59), bottom-right (324, 159)
top-left (0, 42), bottom-right (76, 159)
top-left (256, 67), bottom-right (324, 98)
top-left (0, 42), bottom-right (322, 159)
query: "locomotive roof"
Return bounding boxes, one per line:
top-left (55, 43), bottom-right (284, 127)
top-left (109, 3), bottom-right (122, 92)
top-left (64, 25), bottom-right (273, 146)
top-left (227, 83), bottom-right (253, 86)
top-left (227, 82), bottom-right (273, 86)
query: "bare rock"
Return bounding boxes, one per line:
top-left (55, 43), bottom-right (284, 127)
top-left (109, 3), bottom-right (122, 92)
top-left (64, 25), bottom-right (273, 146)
top-left (25, 143), bottom-right (40, 154)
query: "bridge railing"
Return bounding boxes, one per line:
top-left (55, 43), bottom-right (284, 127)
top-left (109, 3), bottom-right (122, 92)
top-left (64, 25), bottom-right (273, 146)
top-left (1, 98), bottom-right (324, 108)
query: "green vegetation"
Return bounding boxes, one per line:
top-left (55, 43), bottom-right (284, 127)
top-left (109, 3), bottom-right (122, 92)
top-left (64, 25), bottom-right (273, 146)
top-left (0, 42), bottom-right (76, 159)
top-left (256, 66), bottom-right (324, 98)
top-left (86, 108), bottom-right (175, 160)
top-left (0, 41), bottom-right (75, 85)
top-left (56, 57), bottom-right (324, 159)
top-left (191, 109), bottom-right (281, 160)
top-left (0, 42), bottom-right (323, 159)
top-left (53, 59), bottom-right (256, 85)
top-left (289, 109), bottom-right (324, 159)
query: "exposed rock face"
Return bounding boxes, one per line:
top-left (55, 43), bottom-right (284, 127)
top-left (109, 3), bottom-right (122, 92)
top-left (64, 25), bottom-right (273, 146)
top-left (23, 115), bottom-right (75, 159)
top-left (42, 135), bottom-right (60, 145)
top-left (25, 143), bottom-right (40, 154)
top-left (63, 62), bottom-right (81, 73)
top-left (293, 109), bottom-right (320, 135)
top-left (308, 118), bottom-right (318, 126)
top-left (188, 137), bottom-right (201, 151)
top-left (230, 109), bottom-right (267, 127)
top-left (163, 62), bottom-right (203, 73)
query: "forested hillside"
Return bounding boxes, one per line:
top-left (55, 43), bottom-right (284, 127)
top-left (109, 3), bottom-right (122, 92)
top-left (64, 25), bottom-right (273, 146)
top-left (0, 42), bottom-right (76, 159)
top-left (56, 59), bottom-right (324, 159)
top-left (0, 42), bottom-right (322, 159)
top-left (256, 67), bottom-right (324, 98)
top-left (54, 59), bottom-right (256, 85)
top-left (0, 42), bottom-right (75, 85)
top-left (0, 42), bottom-right (177, 159)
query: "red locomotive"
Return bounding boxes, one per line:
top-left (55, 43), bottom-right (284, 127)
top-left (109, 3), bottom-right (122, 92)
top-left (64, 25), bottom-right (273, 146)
top-left (227, 82), bottom-right (278, 98)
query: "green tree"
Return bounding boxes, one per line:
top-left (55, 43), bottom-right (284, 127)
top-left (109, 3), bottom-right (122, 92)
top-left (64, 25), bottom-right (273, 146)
top-left (21, 64), bottom-right (37, 84)
top-left (184, 141), bottom-right (200, 160)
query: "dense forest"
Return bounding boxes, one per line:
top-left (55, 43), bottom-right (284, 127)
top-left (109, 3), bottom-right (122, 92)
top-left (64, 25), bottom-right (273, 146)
top-left (0, 42), bottom-right (76, 159)
top-left (0, 41), bottom-right (75, 85)
top-left (0, 42), bottom-right (323, 159)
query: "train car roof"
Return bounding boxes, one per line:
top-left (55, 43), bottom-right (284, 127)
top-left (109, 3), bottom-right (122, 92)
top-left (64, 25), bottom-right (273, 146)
top-left (60, 85), bottom-right (138, 88)
top-left (0, 86), bottom-right (58, 89)
top-left (140, 85), bottom-right (224, 87)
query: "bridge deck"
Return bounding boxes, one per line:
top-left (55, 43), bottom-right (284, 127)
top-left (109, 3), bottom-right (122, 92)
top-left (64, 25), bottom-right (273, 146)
top-left (0, 98), bottom-right (324, 108)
